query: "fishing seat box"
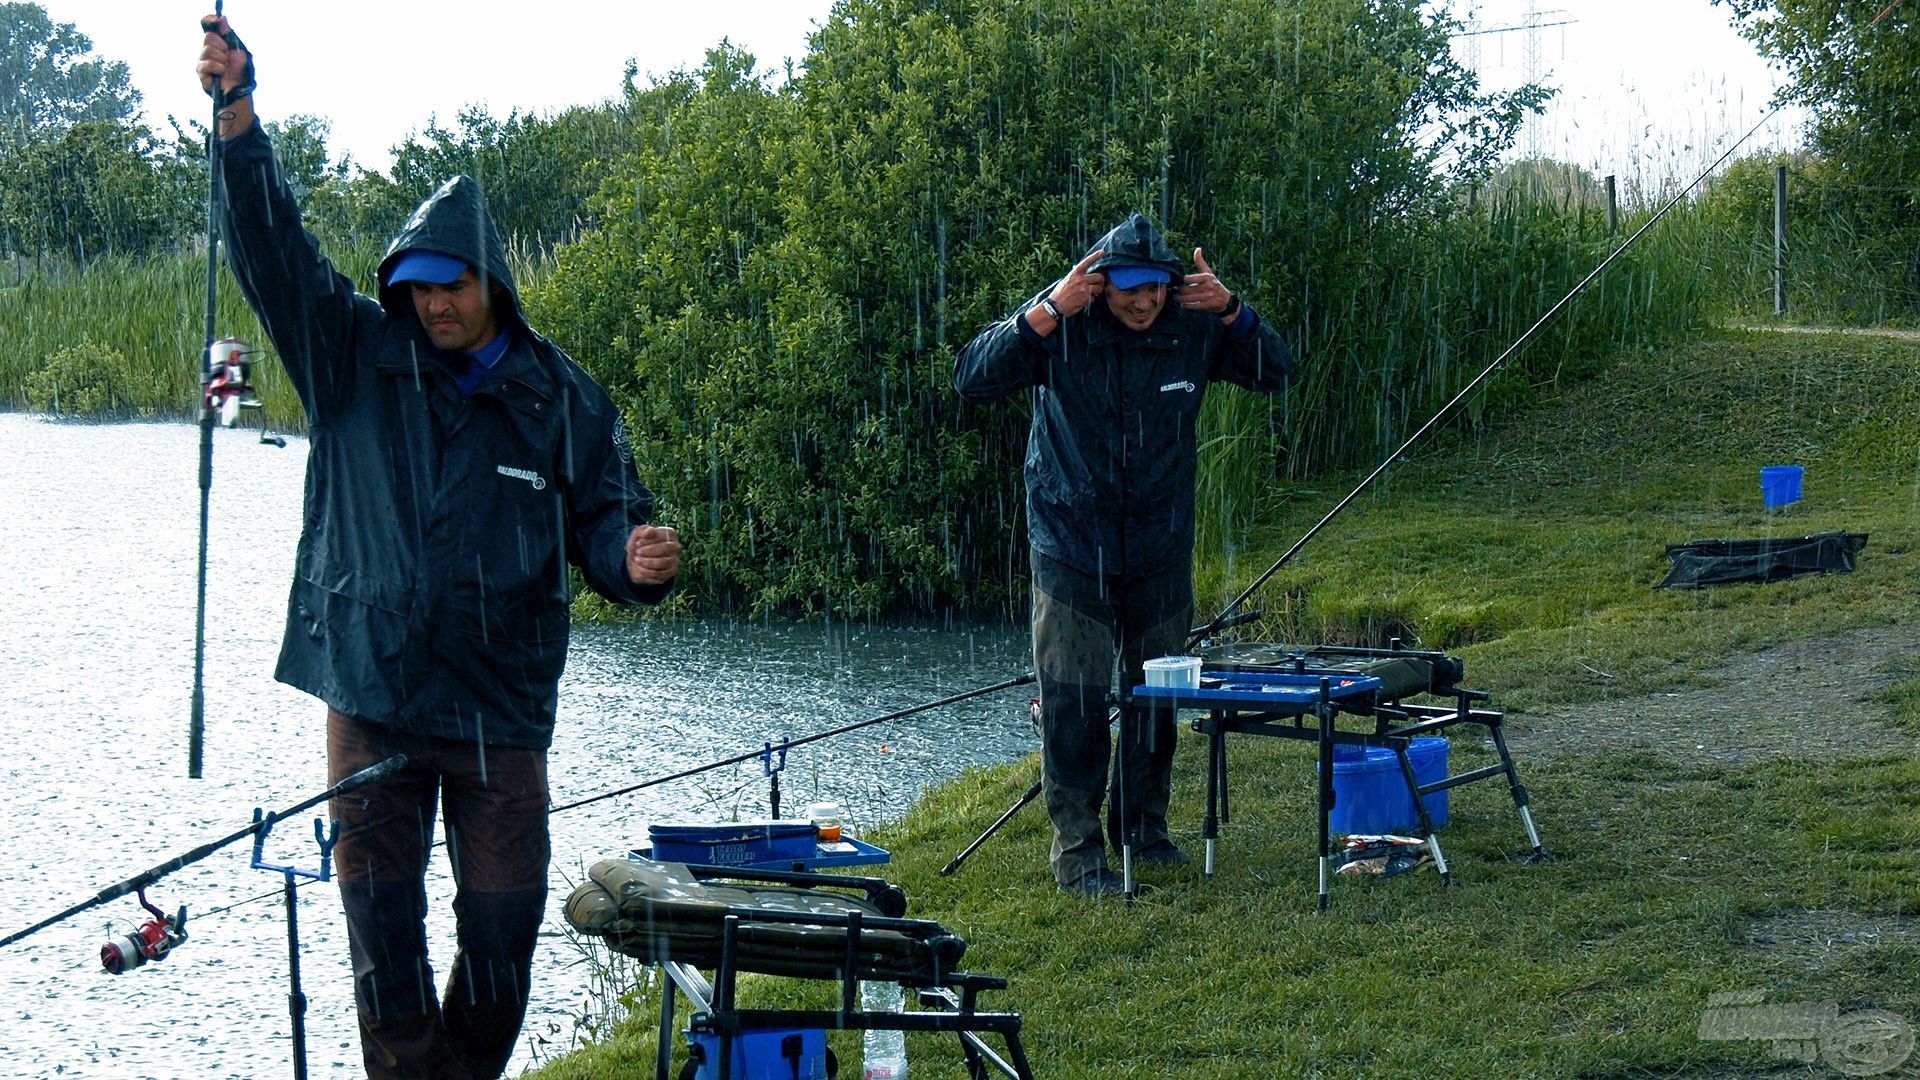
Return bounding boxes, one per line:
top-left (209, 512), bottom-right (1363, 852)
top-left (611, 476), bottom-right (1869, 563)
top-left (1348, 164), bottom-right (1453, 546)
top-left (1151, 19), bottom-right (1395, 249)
top-left (646, 821), bottom-right (819, 867)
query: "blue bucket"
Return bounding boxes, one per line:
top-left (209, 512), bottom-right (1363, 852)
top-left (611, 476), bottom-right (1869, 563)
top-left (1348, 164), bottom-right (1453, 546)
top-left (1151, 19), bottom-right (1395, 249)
top-left (1760, 464), bottom-right (1803, 509)
top-left (1324, 737), bottom-right (1449, 835)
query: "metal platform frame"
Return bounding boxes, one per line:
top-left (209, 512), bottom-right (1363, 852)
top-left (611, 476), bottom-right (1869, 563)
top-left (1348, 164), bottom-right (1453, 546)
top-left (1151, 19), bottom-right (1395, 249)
top-left (1150, 645), bottom-right (1547, 910)
top-left (646, 863), bottom-right (1035, 1080)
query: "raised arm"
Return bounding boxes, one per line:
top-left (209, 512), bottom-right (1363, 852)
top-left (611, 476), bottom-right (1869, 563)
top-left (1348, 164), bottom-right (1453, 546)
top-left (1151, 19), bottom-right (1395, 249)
top-left (1183, 246), bottom-right (1294, 393)
top-left (197, 14), bottom-right (381, 421)
top-left (953, 249), bottom-right (1107, 400)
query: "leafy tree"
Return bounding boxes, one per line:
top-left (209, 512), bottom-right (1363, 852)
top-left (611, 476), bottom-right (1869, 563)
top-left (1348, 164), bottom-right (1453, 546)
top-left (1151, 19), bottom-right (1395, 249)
top-left (750, 0), bottom-right (1544, 614)
top-left (264, 115), bottom-right (349, 207)
top-left (528, 47), bottom-right (802, 612)
top-left (534, 0), bottom-right (1558, 618)
top-left (0, 118), bottom-right (197, 262)
top-left (388, 101), bottom-right (638, 253)
top-left (0, 2), bottom-right (138, 140)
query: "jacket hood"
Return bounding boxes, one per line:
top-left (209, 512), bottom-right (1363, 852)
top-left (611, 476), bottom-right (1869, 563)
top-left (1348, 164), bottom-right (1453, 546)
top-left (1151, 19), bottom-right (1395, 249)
top-left (1086, 213), bottom-right (1183, 278)
top-left (375, 175), bottom-right (525, 334)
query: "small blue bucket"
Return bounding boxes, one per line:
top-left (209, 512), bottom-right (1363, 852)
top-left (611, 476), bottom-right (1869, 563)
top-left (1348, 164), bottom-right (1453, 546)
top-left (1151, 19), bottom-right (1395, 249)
top-left (1760, 464), bottom-right (1803, 509)
top-left (1324, 738), bottom-right (1449, 835)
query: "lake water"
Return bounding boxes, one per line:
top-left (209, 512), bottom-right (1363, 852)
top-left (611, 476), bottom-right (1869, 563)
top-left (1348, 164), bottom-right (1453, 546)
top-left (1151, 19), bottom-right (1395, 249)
top-left (0, 415), bottom-right (1035, 1079)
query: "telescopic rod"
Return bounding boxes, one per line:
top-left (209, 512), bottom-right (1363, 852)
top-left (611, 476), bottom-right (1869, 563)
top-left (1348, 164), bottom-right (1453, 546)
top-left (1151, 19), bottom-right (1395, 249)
top-left (189, 1), bottom-right (230, 779)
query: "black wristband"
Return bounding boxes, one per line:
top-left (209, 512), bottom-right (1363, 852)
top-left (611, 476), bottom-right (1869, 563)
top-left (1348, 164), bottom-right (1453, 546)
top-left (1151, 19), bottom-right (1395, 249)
top-left (1220, 293), bottom-right (1244, 321)
top-left (203, 28), bottom-right (257, 102)
top-left (1040, 297), bottom-right (1064, 322)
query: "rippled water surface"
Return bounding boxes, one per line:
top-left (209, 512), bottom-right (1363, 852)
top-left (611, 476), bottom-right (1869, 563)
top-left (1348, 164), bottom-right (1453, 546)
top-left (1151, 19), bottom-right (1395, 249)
top-left (0, 415), bottom-right (1035, 1078)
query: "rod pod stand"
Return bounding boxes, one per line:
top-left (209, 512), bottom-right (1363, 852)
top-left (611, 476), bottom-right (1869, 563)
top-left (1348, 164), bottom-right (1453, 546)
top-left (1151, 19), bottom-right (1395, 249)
top-left (250, 807), bottom-right (339, 1080)
top-left (760, 738), bottom-right (789, 819)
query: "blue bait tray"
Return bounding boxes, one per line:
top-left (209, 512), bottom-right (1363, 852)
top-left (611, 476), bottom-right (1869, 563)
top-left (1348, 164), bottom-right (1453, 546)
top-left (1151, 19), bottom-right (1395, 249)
top-left (1132, 669), bottom-right (1381, 708)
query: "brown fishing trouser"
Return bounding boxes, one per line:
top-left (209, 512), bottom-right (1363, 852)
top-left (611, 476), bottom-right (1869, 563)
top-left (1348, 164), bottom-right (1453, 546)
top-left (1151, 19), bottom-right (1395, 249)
top-left (1031, 550), bottom-right (1193, 887)
top-left (327, 710), bottom-right (550, 1080)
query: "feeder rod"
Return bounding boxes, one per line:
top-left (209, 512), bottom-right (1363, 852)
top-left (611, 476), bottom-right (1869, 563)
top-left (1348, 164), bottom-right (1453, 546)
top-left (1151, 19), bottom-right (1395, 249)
top-left (0, 755), bottom-right (404, 952)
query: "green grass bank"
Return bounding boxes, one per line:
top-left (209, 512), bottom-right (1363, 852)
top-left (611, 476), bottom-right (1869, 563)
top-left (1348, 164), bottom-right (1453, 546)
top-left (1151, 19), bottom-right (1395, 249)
top-left (531, 327), bottom-right (1920, 1079)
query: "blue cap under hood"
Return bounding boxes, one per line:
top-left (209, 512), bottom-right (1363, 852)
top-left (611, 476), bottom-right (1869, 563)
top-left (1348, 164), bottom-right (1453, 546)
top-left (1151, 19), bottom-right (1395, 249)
top-left (1086, 213), bottom-right (1184, 280)
top-left (375, 174), bottom-right (526, 335)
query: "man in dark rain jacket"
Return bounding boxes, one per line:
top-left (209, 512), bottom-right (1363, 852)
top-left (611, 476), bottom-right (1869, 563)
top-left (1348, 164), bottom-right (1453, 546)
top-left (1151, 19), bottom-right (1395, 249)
top-left (199, 19), bottom-right (681, 1078)
top-left (954, 214), bottom-right (1292, 897)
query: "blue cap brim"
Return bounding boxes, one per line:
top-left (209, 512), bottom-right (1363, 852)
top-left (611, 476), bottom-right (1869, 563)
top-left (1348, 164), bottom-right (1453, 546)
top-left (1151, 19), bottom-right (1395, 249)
top-left (386, 250), bottom-right (470, 286)
top-left (1107, 265), bottom-right (1173, 291)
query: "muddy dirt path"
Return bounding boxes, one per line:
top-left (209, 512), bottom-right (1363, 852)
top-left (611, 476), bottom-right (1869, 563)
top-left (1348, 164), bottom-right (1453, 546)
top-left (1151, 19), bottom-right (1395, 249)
top-left (1507, 623), bottom-right (1920, 766)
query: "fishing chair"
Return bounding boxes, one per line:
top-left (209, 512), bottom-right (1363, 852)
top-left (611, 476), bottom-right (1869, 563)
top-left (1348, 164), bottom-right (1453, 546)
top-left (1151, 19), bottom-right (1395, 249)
top-left (564, 858), bottom-right (1035, 1080)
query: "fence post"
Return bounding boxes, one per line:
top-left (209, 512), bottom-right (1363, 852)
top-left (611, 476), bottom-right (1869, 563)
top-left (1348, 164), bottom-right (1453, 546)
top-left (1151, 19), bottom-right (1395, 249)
top-left (1774, 164), bottom-right (1788, 316)
top-left (1604, 175), bottom-right (1617, 234)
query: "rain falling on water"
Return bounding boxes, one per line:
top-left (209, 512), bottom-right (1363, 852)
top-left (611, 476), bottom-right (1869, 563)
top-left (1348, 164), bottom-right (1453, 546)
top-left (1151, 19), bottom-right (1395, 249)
top-left (0, 415), bottom-right (1034, 1079)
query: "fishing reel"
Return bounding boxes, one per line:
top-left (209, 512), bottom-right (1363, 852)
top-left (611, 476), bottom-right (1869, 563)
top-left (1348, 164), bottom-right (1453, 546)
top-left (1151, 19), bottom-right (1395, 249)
top-left (100, 888), bottom-right (187, 975)
top-left (204, 337), bottom-right (285, 446)
top-left (205, 337), bottom-right (262, 427)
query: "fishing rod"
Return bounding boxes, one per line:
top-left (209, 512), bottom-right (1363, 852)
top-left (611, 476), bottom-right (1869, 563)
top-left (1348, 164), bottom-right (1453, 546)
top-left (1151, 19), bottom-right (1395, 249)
top-left (190, 2), bottom-right (275, 780)
top-left (1193, 101), bottom-right (1790, 640)
top-left (188, 1), bottom-right (228, 779)
top-left (0, 754), bottom-right (403, 953)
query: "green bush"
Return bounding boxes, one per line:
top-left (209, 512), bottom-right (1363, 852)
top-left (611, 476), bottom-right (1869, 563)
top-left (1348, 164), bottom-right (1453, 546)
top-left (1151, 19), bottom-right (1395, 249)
top-left (534, 0), bottom-right (1574, 619)
top-left (23, 339), bottom-right (150, 417)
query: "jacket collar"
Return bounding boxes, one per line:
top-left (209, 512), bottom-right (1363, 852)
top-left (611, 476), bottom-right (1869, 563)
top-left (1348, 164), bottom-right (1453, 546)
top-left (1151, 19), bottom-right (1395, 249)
top-left (1081, 301), bottom-right (1187, 350)
top-left (375, 325), bottom-right (557, 404)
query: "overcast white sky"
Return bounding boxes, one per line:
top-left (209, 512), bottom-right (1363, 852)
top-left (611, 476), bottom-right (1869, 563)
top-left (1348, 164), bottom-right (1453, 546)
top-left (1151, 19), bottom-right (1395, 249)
top-left (38, 1), bottom-right (836, 170)
top-left (41, 0), bottom-right (1799, 179)
top-left (1460, 0), bottom-right (1802, 183)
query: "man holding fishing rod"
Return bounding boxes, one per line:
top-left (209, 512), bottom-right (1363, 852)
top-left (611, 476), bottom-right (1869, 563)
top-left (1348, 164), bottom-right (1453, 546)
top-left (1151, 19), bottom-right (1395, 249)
top-left (954, 213), bottom-right (1292, 897)
top-left (198, 16), bottom-right (681, 1078)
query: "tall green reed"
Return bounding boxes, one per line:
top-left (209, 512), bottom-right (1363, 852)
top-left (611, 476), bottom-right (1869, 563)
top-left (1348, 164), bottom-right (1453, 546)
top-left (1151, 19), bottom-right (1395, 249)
top-left (0, 243), bottom-right (554, 427)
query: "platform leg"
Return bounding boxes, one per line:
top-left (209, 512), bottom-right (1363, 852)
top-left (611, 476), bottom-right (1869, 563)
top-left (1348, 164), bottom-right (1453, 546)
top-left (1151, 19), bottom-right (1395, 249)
top-left (656, 976), bottom-right (676, 1080)
top-left (1426, 832), bottom-right (1453, 885)
top-left (1316, 694), bottom-right (1333, 913)
top-left (1202, 720), bottom-right (1221, 877)
top-left (1217, 717), bottom-right (1232, 834)
top-left (1116, 699), bottom-right (1137, 898)
top-left (1518, 804), bottom-right (1545, 858)
top-left (1487, 716), bottom-right (1548, 859)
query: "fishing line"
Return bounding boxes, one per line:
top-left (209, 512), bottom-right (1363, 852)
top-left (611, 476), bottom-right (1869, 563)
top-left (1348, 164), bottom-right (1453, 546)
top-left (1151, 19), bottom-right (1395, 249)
top-left (1194, 101), bottom-right (1791, 639)
top-left (547, 671), bottom-right (1035, 816)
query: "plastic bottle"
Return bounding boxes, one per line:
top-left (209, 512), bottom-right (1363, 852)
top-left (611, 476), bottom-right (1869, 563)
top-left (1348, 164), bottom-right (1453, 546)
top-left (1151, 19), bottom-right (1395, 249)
top-left (861, 979), bottom-right (908, 1079)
